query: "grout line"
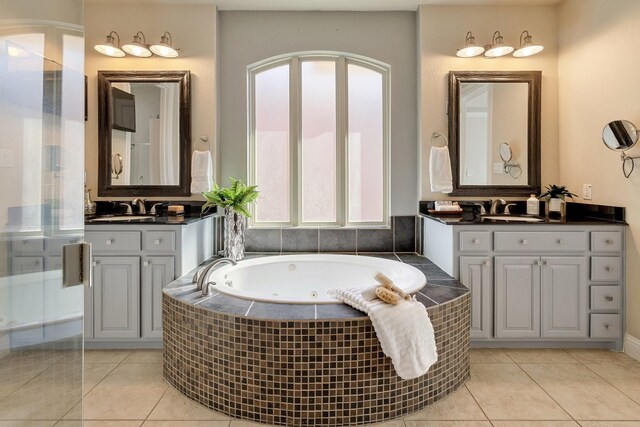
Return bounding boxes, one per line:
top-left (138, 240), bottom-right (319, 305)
top-left (581, 362), bottom-right (640, 406)
top-left (244, 301), bottom-right (255, 317)
top-left (417, 291), bottom-right (439, 306)
top-left (394, 252), bottom-right (403, 262)
top-left (464, 383), bottom-right (492, 423)
top-left (314, 304), bottom-right (318, 320)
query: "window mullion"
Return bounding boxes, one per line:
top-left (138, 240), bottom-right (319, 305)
top-left (336, 57), bottom-right (347, 227)
top-left (290, 57), bottom-right (300, 227)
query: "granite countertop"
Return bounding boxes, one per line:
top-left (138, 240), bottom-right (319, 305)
top-left (419, 201), bottom-right (627, 226)
top-left (85, 211), bottom-right (216, 226)
top-left (164, 253), bottom-right (469, 321)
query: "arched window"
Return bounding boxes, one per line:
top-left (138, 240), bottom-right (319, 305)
top-left (248, 52), bottom-right (390, 227)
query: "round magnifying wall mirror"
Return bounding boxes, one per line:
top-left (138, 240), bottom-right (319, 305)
top-left (602, 120), bottom-right (638, 151)
top-left (499, 142), bottom-right (512, 162)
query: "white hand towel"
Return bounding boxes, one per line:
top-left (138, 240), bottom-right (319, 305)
top-left (191, 150), bottom-right (213, 194)
top-left (328, 287), bottom-right (438, 380)
top-left (361, 285), bottom-right (378, 302)
top-left (429, 146), bottom-right (453, 193)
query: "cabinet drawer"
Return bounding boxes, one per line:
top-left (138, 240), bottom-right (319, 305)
top-left (86, 231), bottom-right (141, 252)
top-left (11, 238), bottom-right (44, 254)
top-left (590, 286), bottom-right (621, 311)
top-left (590, 313), bottom-right (621, 339)
top-left (591, 256), bottom-right (622, 282)
top-left (591, 232), bottom-right (622, 253)
top-left (494, 231), bottom-right (588, 253)
top-left (143, 231), bottom-right (176, 252)
top-left (459, 231), bottom-right (491, 252)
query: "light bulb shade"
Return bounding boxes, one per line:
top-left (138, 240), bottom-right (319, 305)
top-left (456, 31), bottom-right (484, 58)
top-left (94, 32), bottom-right (125, 57)
top-left (513, 31), bottom-right (544, 57)
top-left (122, 32), bottom-right (152, 57)
top-left (483, 31), bottom-right (513, 58)
top-left (150, 32), bottom-right (179, 58)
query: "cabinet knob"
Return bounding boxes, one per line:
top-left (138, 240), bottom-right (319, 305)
top-left (557, 239), bottom-right (563, 244)
top-left (604, 324), bottom-right (610, 330)
top-left (606, 239), bottom-right (614, 244)
top-left (154, 239), bottom-right (161, 245)
top-left (520, 239), bottom-right (528, 245)
top-left (105, 239), bottom-right (113, 245)
top-left (605, 296), bottom-right (614, 302)
top-left (534, 260), bottom-right (540, 266)
top-left (484, 261), bottom-right (490, 266)
top-left (605, 266), bottom-right (612, 272)
top-left (143, 261), bottom-right (150, 267)
top-left (34, 260), bottom-right (39, 265)
top-left (542, 260), bottom-right (548, 265)
top-left (472, 239), bottom-right (479, 244)
top-left (92, 261), bottom-right (98, 266)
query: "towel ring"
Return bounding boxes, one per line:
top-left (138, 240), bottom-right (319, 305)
top-left (195, 136), bottom-right (210, 150)
top-left (431, 132), bottom-right (448, 147)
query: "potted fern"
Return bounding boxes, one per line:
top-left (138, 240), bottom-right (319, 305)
top-left (539, 184), bottom-right (577, 219)
top-left (202, 178), bottom-right (259, 261)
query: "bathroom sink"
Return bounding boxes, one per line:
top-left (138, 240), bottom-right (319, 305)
top-left (481, 215), bottom-right (545, 223)
top-left (90, 215), bottom-right (155, 222)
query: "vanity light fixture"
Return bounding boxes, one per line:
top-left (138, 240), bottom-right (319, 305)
top-left (483, 31), bottom-right (514, 58)
top-left (94, 31), bottom-right (125, 58)
top-left (122, 31), bottom-right (152, 58)
top-left (513, 30), bottom-right (544, 57)
top-left (150, 32), bottom-right (179, 58)
top-left (456, 31), bottom-right (485, 58)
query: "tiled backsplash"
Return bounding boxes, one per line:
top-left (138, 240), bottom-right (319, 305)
top-left (214, 216), bottom-right (419, 254)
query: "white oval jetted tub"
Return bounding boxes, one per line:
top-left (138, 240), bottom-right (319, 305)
top-left (205, 254), bottom-right (427, 303)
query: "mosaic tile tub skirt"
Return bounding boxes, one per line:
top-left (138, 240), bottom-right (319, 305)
top-left (163, 293), bottom-right (470, 426)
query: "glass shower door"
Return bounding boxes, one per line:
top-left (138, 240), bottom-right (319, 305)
top-left (0, 0), bottom-right (85, 423)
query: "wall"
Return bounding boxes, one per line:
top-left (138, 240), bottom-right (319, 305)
top-left (558, 0), bottom-right (640, 340)
top-left (84, 1), bottom-right (217, 201)
top-left (219, 11), bottom-right (417, 216)
top-left (418, 4), bottom-right (559, 200)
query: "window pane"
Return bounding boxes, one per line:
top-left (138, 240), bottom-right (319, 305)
top-left (254, 64), bottom-right (290, 222)
top-left (347, 64), bottom-right (384, 223)
top-left (301, 61), bottom-right (336, 223)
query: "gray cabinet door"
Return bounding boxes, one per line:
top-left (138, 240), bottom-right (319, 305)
top-left (495, 256), bottom-right (540, 339)
top-left (141, 256), bottom-right (175, 339)
top-left (93, 256), bottom-right (140, 339)
top-left (460, 256), bottom-right (493, 339)
top-left (541, 257), bottom-right (588, 338)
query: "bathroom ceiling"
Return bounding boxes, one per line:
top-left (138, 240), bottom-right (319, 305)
top-left (94, 0), bottom-right (564, 10)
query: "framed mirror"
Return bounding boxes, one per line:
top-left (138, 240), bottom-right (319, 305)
top-left (98, 70), bottom-right (191, 196)
top-left (448, 71), bottom-right (541, 196)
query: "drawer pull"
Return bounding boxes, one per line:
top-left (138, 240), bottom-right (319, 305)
top-left (154, 239), bottom-right (161, 245)
top-left (606, 239), bottom-right (614, 244)
top-left (34, 260), bottom-right (39, 265)
top-left (605, 266), bottom-right (612, 272)
top-left (520, 239), bottom-right (528, 245)
top-left (605, 296), bottom-right (614, 302)
top-left (557, 239), bottom-right (564, 244)
top-left (105, 239), bottom-right (113, 245)
top-left (605, 324), bottom-right (610, 330)
top-left (22, 241), bottom-right (28, 245)
top-left (472, 239), bottom-right (479, 244)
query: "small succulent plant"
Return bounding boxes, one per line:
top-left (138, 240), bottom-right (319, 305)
top-left (538, 184), bottom-right (577, 201)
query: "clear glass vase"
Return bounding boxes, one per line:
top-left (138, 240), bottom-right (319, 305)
top-left (224, 207), bottom-right (246, 261)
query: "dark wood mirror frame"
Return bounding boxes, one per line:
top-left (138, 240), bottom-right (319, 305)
top-left (98, 70), bottom-right (191, 197)
top-left (448, 70), bottom-right (541, 197)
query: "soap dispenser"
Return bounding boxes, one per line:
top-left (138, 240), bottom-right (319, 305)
top-left (527, 194), bottom-right (539, 216)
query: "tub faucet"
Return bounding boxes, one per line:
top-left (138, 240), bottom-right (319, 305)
top-left (193, 258), bottom-right (237, 291)
top-left (202, 281), bottom-right (216, 297)
top-left (490, 199), bottom-right (506, 215)
top-left (132, 198), bottom-right (146, 214)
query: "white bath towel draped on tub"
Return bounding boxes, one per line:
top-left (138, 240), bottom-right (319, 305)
top-left (327, 287), bottom-right (438, 380)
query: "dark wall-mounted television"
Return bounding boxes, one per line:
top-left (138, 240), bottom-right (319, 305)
top-left (111, 87), bottom-right (136, 132)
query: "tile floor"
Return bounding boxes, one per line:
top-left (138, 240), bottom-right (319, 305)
top-left (1, 348), bottom-right (640, 426)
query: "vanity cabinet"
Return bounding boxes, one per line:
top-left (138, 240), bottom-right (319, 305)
top-left (85, 216), bottom-right (213, 348)
top-left (423, 218), bottom-right (625, 350)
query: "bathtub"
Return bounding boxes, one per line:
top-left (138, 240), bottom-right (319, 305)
top-left (205, 254), bottom-right (427, 303)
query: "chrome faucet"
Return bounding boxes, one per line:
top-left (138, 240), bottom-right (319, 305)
top-left (193, 258), bottom-right (237, 291)
top-left (504, 203), bottom-right (517, 214)
top-left (202, 281), bottom-right (216, 297)
top-left (120, 202), bottom-right (133, 215)
top-left (473, 202), bottom-right (487, 215)
top-left (150, 203), bottom-right (163, 215)
top-left (490, 199), bottom-right (506, 215)
top-left (132, 198), bottom-right (146, 214)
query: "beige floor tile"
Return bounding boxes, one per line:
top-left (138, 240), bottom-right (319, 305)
top-left (83, 350), bottom-right (132, 364)
top-left (466, 363), bottom-right (570, 420)
top-left (521, 363), bottom-right (640, 420)
top-left (3, 348), bottom-right (66, 364)
top-left (61, 402), bottom-right (81, 420)
top-left (566, 349), bottom-right (638, 365)
top-left (122, 350), bottom-right (163, 364)
top-left (505, 349), bottom-right (579, 364)
top-left (56, 422), bottom-right (142, 427)
top-left (83, 363), bottom-right (118, 395)
top-left (0, 422), bottom-right (56, 427)
top-left (143, 422), bottom-right (229, 427)
top-left (0, 362), bottom-right (51, 400)
top-left (83, 363), bottom-right (168, 420)
top-left (492, 422), bottom-right (580, 426)
top-left (469, 348), bottom-right (513, 364)
top-left (404, 422), bottom-right (492, 427)
top-left (579, 422), bottom-right (640, 426)
top-left (585, 363), bottom-right (640, 404)
top-left (404, 386), bottom-right (486, 420)
top-left (148, 386), bottom-right (230, 420)
top-left (0, 364), bottom-right (82, 420)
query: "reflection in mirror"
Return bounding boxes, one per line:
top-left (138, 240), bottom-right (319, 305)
top-left (449, 71), bottom-right (541, 196)
top-left (110, 82), bottom-right (180, 186)
top-left (459, 82), bottom-right (528, 186)
top-left (98, 71), bottom-right (191, 197)
top-left (602, 120), bottom-right (638, 151)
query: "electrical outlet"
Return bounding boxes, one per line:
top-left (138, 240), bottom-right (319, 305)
top-left (583, 184), bottom-right (592, 200)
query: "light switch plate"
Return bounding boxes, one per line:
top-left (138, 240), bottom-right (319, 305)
top-left (583, 184), bottom-right (592, 200)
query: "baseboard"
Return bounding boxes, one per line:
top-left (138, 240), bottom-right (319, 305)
top-left (624, 334), bottom-right (640, 361)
